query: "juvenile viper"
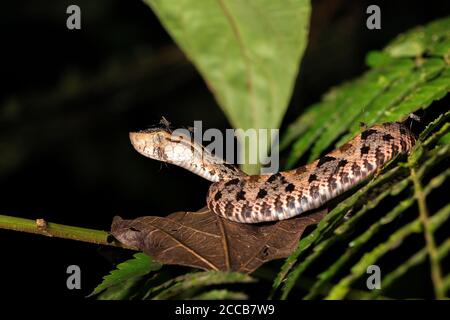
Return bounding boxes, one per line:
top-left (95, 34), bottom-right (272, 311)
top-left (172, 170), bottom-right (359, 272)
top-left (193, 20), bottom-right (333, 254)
top-left (130, 121), bottom-right (415, 223)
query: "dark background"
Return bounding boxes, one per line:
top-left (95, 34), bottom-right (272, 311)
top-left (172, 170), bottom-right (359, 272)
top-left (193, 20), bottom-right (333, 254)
top-left (1, 0), bottom-right (449, 299)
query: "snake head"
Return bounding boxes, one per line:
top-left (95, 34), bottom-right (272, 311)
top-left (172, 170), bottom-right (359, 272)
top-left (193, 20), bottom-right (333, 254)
top-left (129, 128), bottom-right (200, 164)
top-left (129, 129), bottom-right (171, 161)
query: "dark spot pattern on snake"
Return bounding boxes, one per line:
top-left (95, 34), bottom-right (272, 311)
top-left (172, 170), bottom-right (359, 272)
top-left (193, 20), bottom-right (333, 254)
top-left (360, 145), bottom-right (370, 155)
top-left (214, 191), bottom-right (222, 201)
top-left (337, 159), bottom-right (348, 168)
top-left (308, 174), bottom-right (318, 183)
top-left (224, 178), bottom-right (240, 187)
top-left (317, 156), bottom-right (337, 167)
top-left (266, 173), bottom-right (282, 183)
top-left (130, 121), bottom-right (415, 223)
top-left (256, 189), bottom-right (268, 199)
top-left (361, 129), bottom-right (378, 140)
top-left (285, 183), bottom-right (295, 193)
top-left (236, 190), bottom-right (246, 201)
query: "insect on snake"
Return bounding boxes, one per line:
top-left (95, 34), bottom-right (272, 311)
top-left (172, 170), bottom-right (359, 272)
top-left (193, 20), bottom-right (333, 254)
top-left (129, 120), bottom-right (415, 223)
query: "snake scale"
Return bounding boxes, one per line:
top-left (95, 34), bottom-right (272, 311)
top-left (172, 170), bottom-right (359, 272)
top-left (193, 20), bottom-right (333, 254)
top-left (130, 121), bottom-right (415, 223)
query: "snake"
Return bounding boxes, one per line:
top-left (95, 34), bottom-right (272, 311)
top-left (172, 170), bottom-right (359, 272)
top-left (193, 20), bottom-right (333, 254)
top-left (129, 120), bottom-right (415, 223)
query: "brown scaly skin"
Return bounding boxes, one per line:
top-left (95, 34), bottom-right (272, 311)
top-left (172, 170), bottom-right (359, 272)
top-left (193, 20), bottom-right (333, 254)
top-left (130, 121), bottom-right (415, 224)
top-left (207, 122), bottom-right (415, 223)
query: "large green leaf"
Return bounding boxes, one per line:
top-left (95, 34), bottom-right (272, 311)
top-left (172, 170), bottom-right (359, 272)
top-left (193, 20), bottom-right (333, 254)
top-left (144, 0), bottom-right (310, 132)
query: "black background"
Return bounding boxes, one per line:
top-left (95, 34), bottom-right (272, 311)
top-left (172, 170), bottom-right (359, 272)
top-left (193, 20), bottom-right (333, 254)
top-left (1, 0), bottom-right (449, 299)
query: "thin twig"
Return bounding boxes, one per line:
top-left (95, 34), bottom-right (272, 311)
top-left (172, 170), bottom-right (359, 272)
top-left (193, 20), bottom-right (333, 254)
top-left (409, 167), bottom-right (445, 299)
top-left (0, 214), bottom-right (137, 250)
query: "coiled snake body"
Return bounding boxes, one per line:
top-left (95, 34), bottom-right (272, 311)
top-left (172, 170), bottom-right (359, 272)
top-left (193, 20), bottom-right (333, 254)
top-left (130, 121), bottom-right (415, 223)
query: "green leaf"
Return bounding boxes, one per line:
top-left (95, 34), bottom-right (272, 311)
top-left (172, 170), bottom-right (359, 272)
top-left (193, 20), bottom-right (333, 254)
top-left (89, 253), bottom-right (162, 298)
top-left (275, 51), bottom-right (450, 297)
top-left (378, 66), bottom-right (450, 122)
top-left (439, 131), bottom-right (450, 145)
top-left (95, 275), bottom-right (146, 300)
top-left (385, 16), bottom-right (450, 58)
top-left (273, 111), bottom-right (450, 299)
top-left (144, 0), bottom-right (310, 131)
top-left (336, 58), bottom-right (446, 146)
top-left (367, 199), bottom-right (450, 299)
top-left (282, 16), bottom-right (450, 168)
top-left (191, 289), bottom-right (248, 300)
top-left (326, 202), bottom-right (450, 300)
top-left (144, 271), bottom-right (255, 300)
top-left (308, 59), bottom-right (414, 162)
top-left (273, 164), bottom-right (407, 298)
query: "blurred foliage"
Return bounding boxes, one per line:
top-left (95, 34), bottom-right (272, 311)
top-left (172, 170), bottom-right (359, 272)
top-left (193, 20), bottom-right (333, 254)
top-left (275, 16), bottom-right (450, 300)
top-left (275, 16), bottom-right (450, 299)
top-left (94, 268), bottom-right (254, 300)
top-left (282, 16), bottom-right (450, 167)
top-left (274, 112), bottom-right (450, 299)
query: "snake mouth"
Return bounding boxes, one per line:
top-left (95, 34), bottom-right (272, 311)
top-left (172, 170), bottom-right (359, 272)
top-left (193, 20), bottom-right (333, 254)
top-left (129, 131), bottom-right (147, 154)
top-left (129, 129), bottom-right (175, 161)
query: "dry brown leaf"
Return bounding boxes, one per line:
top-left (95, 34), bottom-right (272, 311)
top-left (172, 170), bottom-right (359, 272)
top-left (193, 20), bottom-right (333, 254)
top-left (111, 207), bottom-right (326, 274)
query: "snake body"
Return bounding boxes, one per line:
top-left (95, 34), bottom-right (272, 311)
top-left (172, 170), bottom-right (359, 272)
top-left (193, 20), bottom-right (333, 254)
top-left (130, 121), bottom-right (415, 223)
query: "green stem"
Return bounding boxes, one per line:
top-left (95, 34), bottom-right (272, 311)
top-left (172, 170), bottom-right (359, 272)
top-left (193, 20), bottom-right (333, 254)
top-left (239, 128), bottom-right (276, 175)
top-left (0, 214), bottom-right (136, 250)
top-left (240, 137), bottom-right (262, 175)
top-left (409, 167), bottom-right (445, 299)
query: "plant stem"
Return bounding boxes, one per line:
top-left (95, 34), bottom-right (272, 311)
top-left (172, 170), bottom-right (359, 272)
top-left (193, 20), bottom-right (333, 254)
top-left (409, 167), bottom-right (445, 299)
top-left (239, 129), bottom-right (277, 175)
top-left (0, 214), bottom-right (137, 250)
